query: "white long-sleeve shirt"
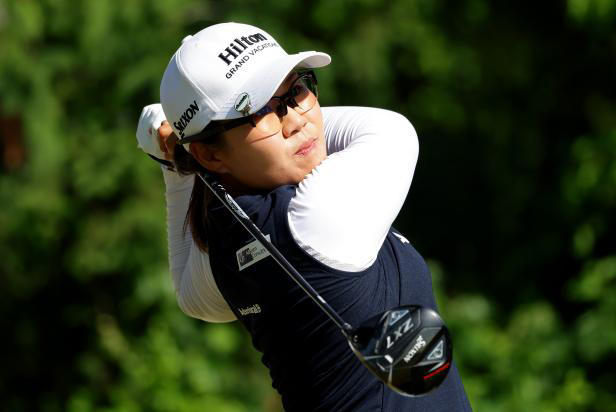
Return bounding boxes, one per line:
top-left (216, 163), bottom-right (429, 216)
top-left (163, 106), bottom-right (418, 322)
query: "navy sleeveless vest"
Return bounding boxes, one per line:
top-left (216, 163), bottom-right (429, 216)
top-left (207, 185), bottom-right (472, 411)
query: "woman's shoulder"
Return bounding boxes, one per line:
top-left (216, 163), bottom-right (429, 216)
top-left (233, 185), bottom-right (297, 225)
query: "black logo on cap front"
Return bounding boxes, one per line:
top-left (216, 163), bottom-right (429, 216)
top-left (174, 100), bottom-right (199, 138)
top-left (218, 33), bottom-right (268, 65)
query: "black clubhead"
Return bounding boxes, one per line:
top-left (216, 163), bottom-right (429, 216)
top-left (348, 305), bottom-right (453, 396)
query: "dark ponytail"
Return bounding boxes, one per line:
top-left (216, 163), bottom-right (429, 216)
top-left (173, 137), bottom-right (224, 253)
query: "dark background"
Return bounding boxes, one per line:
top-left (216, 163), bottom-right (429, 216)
top-left (1, 0), bottom-right (615, 411)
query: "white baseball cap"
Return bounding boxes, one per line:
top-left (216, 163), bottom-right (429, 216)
top-left (160, 22), bottom-right (331, 143)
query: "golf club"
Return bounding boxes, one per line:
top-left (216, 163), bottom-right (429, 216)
top-left (198, 172), bottom-right (452, 396)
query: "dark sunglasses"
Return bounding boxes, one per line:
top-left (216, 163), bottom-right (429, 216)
top-left (177, 70), bottom-right (318, 144)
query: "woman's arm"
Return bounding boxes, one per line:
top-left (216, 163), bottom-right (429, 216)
top-left (139, 104), bottom-right (417, 319)
top-left (162, 169), bottom-right (236, 322)
top-left (137, 104), bottom-right (235, 322)
top-left (288, 106), bottom-right (419, 272)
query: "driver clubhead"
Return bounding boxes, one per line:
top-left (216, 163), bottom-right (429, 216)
top-left (348, 305), bottom-right (452, 397)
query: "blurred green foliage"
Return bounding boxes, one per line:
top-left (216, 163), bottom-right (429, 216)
top-left (1, 0), bottom-right (614, 411)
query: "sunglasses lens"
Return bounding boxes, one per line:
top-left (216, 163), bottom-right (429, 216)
top-left (246, 72), bottom-right (319, 138)
top-left (252, 109), bottom-right (280, 135)
top-left (298, 72), bottom-right (318, 99)
top-left (290, 76), bottom-right (316, 112)
top-left (275, 101), bottom-right (287, 117)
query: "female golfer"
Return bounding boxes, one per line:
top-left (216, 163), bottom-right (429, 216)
top-left (136, 22), bottom-right (471, 411)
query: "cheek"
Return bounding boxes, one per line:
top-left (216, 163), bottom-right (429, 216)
top-left (307, 103), bottom-right (324, 131)
top-left (230, 139), bottom-right (290, 183)
top-left (223, 105), bottom-right (327, 187)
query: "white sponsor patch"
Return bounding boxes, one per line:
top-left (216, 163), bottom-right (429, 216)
top-left (236, 235), bottom-right (271, 271)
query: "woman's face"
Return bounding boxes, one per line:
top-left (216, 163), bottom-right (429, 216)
top-left (193, 73), bottom-right (327, 191)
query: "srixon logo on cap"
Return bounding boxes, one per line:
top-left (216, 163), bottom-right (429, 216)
top-left (218, 33), bottom-right (267, 65)
top-left (174, 100), bottom-right (199, 138)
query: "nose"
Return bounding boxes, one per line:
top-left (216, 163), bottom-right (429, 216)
top-left (281, 105), bottom-right (307, 138)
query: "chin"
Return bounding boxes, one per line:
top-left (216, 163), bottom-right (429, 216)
top-left (287, 144), bottom-right (326, 185)
top-left (294, 163), bottom-right (320, 184)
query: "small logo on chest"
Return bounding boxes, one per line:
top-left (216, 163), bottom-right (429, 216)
top-left (236, 234), bottom-right (271, 270)
top-left (238, 304), bottom-right (262, 316)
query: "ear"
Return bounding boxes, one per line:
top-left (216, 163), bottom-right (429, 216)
top-left (189, 143), bottom-right (230, 174)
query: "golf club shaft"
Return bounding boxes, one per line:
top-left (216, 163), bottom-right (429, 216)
top-left (198, 172), bottom-right (354, 336)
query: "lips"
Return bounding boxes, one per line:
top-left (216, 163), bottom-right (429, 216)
top-left (295, 139), bottom-right (316, 155)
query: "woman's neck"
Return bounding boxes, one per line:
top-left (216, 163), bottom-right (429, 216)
top-left (217, 174), bottom-right (262, 197)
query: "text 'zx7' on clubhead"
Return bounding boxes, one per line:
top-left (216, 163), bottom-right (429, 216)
top-left (348, 305), bottom-right (453, 396)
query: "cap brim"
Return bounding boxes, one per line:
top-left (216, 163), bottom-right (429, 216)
top-left (214, 51), bottom-right (331, 120)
